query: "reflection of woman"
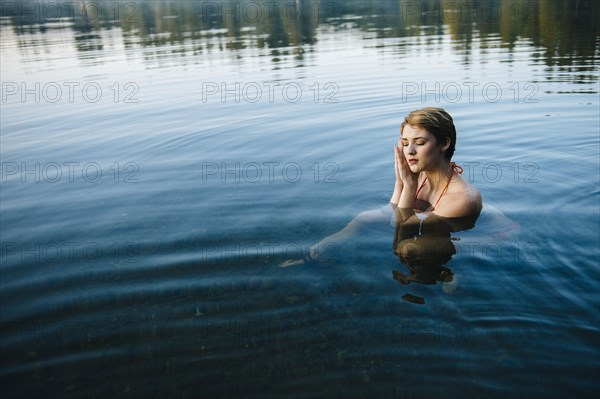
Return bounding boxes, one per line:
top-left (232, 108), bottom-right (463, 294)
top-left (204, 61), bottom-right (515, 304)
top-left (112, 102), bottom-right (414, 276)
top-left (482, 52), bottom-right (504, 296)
top-left (391, 210), bottom-right (460, 304)
top-left (392, 210), bottom-right (457, 283)
top-left (393, 233), bottom-right (455, 285)
top-left (281, 107), bottom-right (482, 267)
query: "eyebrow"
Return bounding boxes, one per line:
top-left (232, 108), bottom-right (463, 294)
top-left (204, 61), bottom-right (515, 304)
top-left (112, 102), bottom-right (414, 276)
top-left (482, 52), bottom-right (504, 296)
top-left (401, 136), bottom-right (429, 141)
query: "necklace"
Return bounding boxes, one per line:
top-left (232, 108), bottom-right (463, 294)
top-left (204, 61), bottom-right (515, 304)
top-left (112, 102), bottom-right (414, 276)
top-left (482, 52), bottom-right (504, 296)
top-left (414, 162), bottom-right (463, 211)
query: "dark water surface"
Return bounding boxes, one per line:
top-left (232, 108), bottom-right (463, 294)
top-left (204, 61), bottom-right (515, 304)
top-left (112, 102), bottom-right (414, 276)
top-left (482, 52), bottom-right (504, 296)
top-left (1, 1), bottom-right (599, 398)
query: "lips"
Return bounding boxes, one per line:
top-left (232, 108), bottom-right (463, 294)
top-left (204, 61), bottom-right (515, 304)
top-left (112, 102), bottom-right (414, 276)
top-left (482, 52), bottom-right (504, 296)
top-left (408, 159), bottom-right (418, 165)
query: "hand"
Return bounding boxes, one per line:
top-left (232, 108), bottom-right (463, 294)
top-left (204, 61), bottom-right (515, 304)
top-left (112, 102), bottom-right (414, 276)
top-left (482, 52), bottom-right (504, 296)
top-left (394, 144), bottom-right (418, 186)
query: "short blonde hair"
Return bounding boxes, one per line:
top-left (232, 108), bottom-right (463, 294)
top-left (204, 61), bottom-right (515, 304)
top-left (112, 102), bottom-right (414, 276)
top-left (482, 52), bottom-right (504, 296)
top-left (400, 107), bottom-right (456, 160)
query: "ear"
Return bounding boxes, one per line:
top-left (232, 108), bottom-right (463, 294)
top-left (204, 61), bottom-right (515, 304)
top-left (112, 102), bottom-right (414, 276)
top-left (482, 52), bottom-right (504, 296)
top-left (440, 137), bottom-right (451, 153)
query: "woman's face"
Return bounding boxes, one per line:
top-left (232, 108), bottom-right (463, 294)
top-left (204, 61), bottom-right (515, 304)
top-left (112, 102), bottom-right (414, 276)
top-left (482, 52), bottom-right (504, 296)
top-left (400, 125), bottom-right (446, 173)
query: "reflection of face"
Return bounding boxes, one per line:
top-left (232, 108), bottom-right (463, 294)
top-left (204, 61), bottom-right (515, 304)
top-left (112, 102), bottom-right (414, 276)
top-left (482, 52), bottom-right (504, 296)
top-left (395, 235), bottom-right (456, 284)
top-left (400, 125), bottom-right (445, 173)
top-left (396, 236), bottom-right (455, 267)
top-left (397, 240), bottom-right (422, 264)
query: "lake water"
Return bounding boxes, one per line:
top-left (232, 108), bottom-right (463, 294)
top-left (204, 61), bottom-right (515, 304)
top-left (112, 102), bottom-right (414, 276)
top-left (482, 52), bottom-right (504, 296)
top-left (1, 0), bottom-right (599, 398)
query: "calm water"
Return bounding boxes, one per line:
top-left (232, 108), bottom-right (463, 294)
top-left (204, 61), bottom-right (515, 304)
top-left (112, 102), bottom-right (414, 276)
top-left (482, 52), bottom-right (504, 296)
top-left (1, 0), bottom-right (599, 397)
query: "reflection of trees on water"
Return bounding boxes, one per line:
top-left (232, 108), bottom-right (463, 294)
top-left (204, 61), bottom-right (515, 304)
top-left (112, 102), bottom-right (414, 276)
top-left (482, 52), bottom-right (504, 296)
top-left (1, 0), bottom-right (598, 79)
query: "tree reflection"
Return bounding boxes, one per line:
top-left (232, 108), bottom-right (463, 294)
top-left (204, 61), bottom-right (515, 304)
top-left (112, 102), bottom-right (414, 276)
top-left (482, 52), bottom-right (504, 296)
top-left (1, 0), bottom-right (597, 81)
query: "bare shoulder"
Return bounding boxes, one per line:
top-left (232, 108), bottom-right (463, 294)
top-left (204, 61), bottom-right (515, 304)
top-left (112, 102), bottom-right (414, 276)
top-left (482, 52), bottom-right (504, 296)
top-left (435, 177), bottom-right (482, 218)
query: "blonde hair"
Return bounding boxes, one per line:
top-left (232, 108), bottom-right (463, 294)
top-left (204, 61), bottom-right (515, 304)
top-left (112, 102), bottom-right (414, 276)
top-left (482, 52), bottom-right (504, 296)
top-left (400, 107), bottom-right (456, 160)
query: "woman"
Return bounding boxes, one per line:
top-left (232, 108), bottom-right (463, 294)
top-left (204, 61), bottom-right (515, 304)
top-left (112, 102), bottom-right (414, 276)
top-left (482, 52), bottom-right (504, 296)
top-left (281, 107), bottom-right (482, 267)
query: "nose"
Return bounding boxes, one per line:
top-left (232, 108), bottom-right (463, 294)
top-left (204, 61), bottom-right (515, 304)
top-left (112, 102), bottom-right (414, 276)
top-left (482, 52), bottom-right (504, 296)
top-left (406, 143), bottom-right (416, 155)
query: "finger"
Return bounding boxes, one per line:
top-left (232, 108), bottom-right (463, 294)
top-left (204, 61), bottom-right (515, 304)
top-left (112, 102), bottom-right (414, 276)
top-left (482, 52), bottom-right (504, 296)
top-left (399, 148), bottom-right (407, 164)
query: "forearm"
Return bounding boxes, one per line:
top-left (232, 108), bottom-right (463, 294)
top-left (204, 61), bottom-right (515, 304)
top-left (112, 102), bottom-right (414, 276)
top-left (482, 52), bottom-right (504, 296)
top-left (397, 182), bottom-right (417, 209)
top-left (390, 181), bottom-right (403, 205)
top-left (391, 181), bottom-right (418, 232)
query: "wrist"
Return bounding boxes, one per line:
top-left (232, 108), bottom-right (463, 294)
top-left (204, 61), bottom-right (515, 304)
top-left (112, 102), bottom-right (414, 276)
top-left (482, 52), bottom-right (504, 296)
top-left (401, 179), bottom-right (418, 189)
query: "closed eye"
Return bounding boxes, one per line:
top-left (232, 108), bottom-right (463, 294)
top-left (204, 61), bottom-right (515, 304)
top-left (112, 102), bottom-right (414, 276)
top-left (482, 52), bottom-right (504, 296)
top-left (400, 139), bottom-right (428, 146)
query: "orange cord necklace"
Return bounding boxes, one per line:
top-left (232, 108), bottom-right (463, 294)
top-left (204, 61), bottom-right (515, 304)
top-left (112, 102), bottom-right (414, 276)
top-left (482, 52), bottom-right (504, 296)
top-left (414, 162), bottom-right (463, 210)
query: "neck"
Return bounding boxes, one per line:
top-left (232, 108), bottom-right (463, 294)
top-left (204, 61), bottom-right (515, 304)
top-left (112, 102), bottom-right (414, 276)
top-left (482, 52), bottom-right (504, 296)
top-left (424, 160), bottom-right (453, 192)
